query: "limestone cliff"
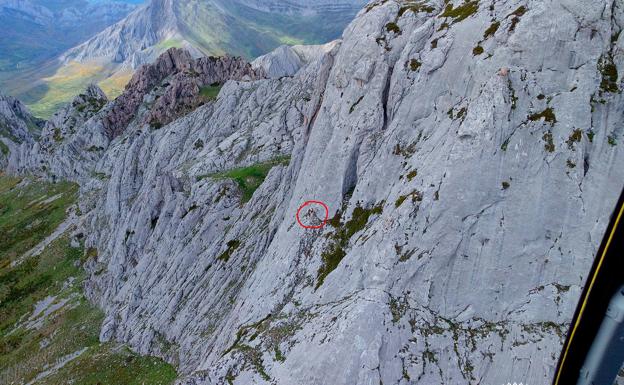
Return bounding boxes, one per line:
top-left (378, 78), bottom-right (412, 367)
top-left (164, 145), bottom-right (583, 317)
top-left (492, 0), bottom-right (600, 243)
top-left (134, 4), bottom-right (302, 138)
top-left (5, 0), bottom-right (624, 384)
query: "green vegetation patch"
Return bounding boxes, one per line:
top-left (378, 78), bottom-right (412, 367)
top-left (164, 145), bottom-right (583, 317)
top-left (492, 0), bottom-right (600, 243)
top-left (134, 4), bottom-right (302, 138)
top-left (409, 59), bottom-right (422, 71)
top-left (218, 240), bottom-right (241, 263)
top-left (385, 22), bottom-right (401, 35)
top-left (598, 55), bottom-right (619, 94)
top-left (0, 175), bottom-right (176, 384)
top-left (529, 108), bottom-right (557, 126)
top-left (0, 141), bottom-right (8, 156)
top-left (501, 138), bottom-right (510, 151)
top-left (316, 202), bottom-right (384, 289)
top-left (200, 156), bottom-right (290, 203)
top-left (472, 45), bottom-right (484, 56)
top-left (0, 175), bottom-right (78, 263)
top-left (509, 6), bottom-right (527, 32)
top-left (395, 190), bottom-right (423, 208)
top-left (73, 95), bottom-right (106, 114)
top-left (199, 84), bottom-right (223, 101)
top-left (47, 344), bottom-right (177, 385)
top-left (399, 1), bottom-right (436, 17)
top-left (440, 1), bottom-right (479, 24)
top-left (542, 131), bottom-right (555, 153)
top-left (483, 21), bottom-right (500, 39)
top-left (566, 129), bottom-right (583, 149)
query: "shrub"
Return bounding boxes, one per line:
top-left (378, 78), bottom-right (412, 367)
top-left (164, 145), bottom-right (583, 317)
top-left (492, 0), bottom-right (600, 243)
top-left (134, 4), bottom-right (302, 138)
top-left (440, 1), bottom-right (479, 23)
top-left (386, 22), bottom-right (401, 35)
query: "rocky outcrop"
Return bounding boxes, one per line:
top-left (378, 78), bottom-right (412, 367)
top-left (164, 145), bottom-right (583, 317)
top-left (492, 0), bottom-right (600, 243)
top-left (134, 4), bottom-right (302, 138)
top-left (8, 48), bottom-right (264, 180)
top-left (252, 41), bottom-right (339, 78)
top-left (4, 0), bottom-right (624, 384)
top-left (143, 54), bottom-right (264, 130)
top-left (100, 48), bottom-right (195, 140)
top-left (0, 93), bottom-right (41, 168)
top-left (40, 85), bottom-right (108, 150)
top-left (102, 48), bottom-right (263, 140)
top-left (7, 85), bottom-right (109, 178)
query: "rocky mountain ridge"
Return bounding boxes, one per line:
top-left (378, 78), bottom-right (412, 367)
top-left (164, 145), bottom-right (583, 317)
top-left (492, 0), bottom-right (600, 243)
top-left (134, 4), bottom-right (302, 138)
top-left (2, 0), bottom-right (624, 384)
top-left (60, 0), bottom-right (367, 76)
top-left (7, 0), bottom-right (365, 119)
top-left (0, 94), bottom-right (42, 168)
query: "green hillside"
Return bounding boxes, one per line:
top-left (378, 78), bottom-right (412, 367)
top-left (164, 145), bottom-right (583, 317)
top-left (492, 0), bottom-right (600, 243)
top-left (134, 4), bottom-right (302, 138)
top-left (0, 175), bottom-right (177, 384)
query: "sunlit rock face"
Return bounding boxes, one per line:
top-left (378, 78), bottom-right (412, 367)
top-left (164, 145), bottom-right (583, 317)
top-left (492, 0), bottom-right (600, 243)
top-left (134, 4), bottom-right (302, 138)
top-left (5, 0), bottom-right (624, 384)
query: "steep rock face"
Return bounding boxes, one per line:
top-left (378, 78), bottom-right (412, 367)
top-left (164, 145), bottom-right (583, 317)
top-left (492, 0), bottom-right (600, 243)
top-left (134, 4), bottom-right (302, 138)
top-left (0, 93), bottom-right (41, 168)
top-left (5, 0), bottom-right (624, 385)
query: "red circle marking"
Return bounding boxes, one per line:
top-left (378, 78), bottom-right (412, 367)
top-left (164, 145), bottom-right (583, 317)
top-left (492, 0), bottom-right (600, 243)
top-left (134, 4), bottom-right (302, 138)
top-left (296, 200), bottom-right (329, 229)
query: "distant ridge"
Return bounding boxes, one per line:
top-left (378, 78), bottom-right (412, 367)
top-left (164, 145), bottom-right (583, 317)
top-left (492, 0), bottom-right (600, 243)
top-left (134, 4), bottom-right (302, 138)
top-left (9, 0), bottom-right (365, 118)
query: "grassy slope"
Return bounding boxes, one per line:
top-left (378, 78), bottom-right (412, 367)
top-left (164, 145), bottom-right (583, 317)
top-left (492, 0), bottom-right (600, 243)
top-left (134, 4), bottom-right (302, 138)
top-left (201, 156), bottom-right (290, 203)
top-left (0, 175), bottom-right (177, 384)
top-left (25, 61), bottom-right (118, 119)
top-left (199, 84), bottom-right (223, 101)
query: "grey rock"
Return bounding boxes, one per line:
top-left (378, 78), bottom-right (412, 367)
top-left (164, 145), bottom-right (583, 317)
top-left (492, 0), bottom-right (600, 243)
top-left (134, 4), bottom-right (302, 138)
top-left (7, 84), bottom-right (109, 179)
top-left (4, 1), bottom-right (624, 385)
top-left (252, 41), bottom-right (339, 78)
top-left (0, 93), bottom-right (41, 168)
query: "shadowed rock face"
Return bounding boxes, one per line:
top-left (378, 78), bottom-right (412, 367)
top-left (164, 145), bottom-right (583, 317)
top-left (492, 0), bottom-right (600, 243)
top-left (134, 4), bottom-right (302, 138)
top-left (100, 48), bottom-right (194, 140)
top-left (0, 94), bottom-right (42, 167)
top-left (101, 48), bottom-right (263, 140)
top-left (0, 94), bottom-right (41, 141)
top-left (4, 0), bottom-right (624, 384)
top-left (143, 55), bottom-right (264, 130)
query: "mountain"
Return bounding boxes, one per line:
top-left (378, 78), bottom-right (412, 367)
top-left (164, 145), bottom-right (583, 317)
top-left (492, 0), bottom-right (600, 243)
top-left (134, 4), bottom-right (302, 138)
top-left (62, 0), bottom-right (367, 63)
top-left (2, 0), bottom-right (624, 384)
top-left (0, 0), bottom-right (140, 72)
top-left (0, 0), bottom-right (142, 119)
top-left (5, 0), bottom-right (366, 119)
